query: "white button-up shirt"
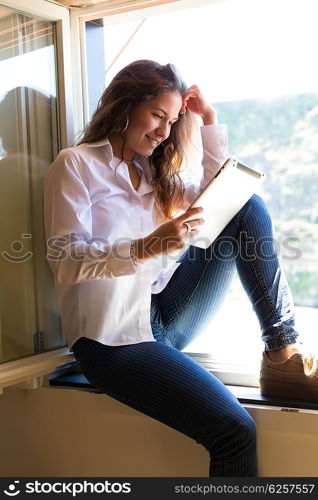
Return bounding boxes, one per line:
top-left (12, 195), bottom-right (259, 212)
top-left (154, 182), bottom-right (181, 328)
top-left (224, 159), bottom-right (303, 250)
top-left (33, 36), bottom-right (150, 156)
top-left (44, 125), bottom-right (229, 349)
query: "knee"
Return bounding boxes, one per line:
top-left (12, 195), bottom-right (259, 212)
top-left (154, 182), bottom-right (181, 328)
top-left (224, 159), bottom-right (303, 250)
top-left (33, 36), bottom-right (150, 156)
top-left (207, 410), bottom-right (257, 454)
top-left (240, 194), bottom-right (275, 242)
top-left (246, 193), bottom-right (270, 220)
top-left (226, 411), bottom-right (257, 448)
top-left (208, 412), bottom-right (258, 476)
top-left (234, 412), bottom-right (257, 447)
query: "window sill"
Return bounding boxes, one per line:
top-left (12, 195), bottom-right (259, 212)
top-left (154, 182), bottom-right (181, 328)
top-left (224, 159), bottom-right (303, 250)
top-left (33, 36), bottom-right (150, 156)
top-left (3, 350), bottom-right (318, 412)
top-left (0, 347), bottom-right (74, 395)
top-left (49, 368), bottom-right (318, 412)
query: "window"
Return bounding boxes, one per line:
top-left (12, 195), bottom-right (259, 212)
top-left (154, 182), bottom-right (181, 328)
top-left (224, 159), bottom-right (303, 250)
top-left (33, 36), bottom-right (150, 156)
top-left (0, 0), bottom-right (72, 371)
top-left (83, 0), bottom-right (318, 382)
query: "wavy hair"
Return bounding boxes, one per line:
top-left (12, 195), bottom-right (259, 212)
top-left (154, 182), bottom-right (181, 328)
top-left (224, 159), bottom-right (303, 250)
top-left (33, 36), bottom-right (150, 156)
top-left (78, 60), bottom-right (194, 219)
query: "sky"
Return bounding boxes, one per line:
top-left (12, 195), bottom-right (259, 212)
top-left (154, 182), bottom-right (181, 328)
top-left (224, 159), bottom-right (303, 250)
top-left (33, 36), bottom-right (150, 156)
top-left (104, 0), bottom-right (318, 103)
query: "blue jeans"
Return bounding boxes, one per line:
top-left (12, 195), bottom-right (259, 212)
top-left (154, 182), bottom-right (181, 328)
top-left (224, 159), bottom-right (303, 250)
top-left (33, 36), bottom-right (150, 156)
top-left (72, 194), bottom-right (299, 477)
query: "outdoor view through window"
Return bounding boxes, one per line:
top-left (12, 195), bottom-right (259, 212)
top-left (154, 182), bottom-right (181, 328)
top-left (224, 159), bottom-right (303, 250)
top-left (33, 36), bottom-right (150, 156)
top-left (96, 0), bottom-right (318, 371)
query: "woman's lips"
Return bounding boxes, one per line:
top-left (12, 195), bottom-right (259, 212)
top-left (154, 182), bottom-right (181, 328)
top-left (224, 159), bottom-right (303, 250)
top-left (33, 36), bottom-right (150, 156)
top-left (146, 135), bottom-right (161, 147)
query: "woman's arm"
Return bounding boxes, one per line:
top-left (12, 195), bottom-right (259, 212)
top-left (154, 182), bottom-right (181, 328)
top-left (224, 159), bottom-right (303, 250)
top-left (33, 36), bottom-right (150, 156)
top-left (180, 84), bottom-right (218, 125)
top-left (175, 85), bottom-right (229, 210)
top-left (44, 149), bottom-right (206, 282)
top-left (44, 149), bottom-right (137, 285)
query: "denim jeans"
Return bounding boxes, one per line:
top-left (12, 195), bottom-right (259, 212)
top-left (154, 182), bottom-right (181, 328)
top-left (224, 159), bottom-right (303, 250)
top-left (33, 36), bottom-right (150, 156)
top-left (72, 194), bottom-right (299, 477)
top-left (152, 193), bottom-right (299, 352)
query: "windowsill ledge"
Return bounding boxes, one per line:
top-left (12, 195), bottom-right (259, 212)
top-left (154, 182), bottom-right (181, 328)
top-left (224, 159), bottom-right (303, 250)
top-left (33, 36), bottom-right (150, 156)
top-left (0, 348), bottom-right (74, 395)
top-left (49, 369), bottom-right (318, 412)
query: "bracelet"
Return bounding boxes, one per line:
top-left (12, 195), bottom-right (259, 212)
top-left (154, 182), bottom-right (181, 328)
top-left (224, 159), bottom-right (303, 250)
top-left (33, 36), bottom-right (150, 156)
top-left (130, 240), bottom-right (140, 268)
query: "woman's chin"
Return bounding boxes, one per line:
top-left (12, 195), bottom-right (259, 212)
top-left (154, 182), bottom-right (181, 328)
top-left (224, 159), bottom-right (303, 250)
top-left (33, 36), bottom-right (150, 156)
top-left (137, 147), bottom-right (155, 158)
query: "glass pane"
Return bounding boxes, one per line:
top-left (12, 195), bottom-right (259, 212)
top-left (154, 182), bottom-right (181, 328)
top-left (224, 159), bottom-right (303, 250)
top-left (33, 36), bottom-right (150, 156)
top-left (0, 5), bottom-right (63, 362)
top-left (89, 0), bottom-right (318, 368)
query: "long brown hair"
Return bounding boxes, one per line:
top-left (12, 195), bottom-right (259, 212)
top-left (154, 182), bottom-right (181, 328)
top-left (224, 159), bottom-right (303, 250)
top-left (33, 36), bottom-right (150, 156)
top-left (78, 60), bottom-right (194, 219)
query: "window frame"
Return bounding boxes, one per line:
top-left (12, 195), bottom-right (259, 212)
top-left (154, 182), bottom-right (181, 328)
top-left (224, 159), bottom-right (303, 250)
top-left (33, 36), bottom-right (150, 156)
top-left (0, 0), bottom-right (74, 390)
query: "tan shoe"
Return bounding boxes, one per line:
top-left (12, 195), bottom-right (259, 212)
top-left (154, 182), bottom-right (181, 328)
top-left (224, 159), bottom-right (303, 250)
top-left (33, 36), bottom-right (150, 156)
top-left (260, 351), bottom-right (318, 402)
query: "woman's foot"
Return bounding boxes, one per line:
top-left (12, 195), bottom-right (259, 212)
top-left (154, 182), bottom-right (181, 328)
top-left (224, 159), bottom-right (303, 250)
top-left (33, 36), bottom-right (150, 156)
top-left (266, 342), bottom-right (303, 363)
top-left (260, 343), bottom-right (318, 402)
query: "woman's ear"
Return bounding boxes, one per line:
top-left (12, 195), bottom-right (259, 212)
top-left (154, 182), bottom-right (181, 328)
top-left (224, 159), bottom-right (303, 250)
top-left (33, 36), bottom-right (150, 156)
top-left (179, 101), bottom-right (187, 114)
top-left (180, 93), bottom-right (191, 114)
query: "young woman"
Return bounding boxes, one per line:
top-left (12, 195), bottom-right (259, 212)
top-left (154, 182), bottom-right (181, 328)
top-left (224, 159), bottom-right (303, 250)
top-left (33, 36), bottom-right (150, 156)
top-left (44, 59), bottom-right (317, 477)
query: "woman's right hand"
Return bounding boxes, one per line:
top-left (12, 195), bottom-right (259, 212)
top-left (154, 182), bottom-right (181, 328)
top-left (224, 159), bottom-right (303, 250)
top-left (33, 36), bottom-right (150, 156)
top-left (135, 207), bottom-right (205, 261)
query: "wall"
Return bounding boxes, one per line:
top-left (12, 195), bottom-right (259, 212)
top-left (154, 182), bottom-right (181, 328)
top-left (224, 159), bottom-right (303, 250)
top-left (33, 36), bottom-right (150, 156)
top-left (0, 386), bottom-right (318, 477)
top-left (0, 386), bottom-right (207, 477)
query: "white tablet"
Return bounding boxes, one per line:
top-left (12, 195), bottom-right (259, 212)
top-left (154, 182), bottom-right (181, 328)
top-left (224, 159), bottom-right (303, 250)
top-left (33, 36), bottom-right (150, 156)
top-left (186, 157), bottom-right (265, 249)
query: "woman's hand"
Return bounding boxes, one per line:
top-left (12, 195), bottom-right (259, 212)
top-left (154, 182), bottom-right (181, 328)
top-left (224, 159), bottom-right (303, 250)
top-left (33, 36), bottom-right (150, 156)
top-left (135, 207), bottom-right (205, 261)
top-left (180, 84), bottom-right (217, 125)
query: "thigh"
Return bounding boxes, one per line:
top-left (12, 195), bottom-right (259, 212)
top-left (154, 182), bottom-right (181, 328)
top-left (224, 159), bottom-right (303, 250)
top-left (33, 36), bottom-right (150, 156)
top-left (152, 237), bottom-right (238, 351)
top-left (72, 337), bottom-right (252, 453)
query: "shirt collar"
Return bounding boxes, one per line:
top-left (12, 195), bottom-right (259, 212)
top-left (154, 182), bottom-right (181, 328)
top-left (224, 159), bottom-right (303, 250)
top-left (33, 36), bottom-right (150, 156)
top-left (84, 138), bottom-right (113, 164)
top-left (85, 138), bottom-right (112, 148)
top-left (134, 154), bottom-right (153, 185)
top-left (134, 156), bottom-right (154, 196)
top-left (85, 138), bottom-right (154, 194)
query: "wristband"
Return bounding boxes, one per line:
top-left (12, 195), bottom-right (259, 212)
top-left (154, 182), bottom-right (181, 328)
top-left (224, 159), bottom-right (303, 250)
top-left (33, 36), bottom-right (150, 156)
top-left (130, 240), bottom-right (140, 268)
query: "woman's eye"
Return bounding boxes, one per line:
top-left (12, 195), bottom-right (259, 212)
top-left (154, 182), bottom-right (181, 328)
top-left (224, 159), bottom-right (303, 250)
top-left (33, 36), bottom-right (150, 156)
top-left (153, 113), bottom-right (162, 119)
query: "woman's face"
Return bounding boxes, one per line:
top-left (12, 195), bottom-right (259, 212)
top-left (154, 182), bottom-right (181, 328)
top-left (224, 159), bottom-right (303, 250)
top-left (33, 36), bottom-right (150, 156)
top-left (123, 91), bottom-right (182, 158)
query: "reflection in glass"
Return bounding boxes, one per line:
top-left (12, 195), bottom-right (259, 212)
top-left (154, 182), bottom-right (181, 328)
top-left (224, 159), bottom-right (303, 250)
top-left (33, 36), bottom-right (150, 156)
top-left (0, 6), bottom-right (63, 362)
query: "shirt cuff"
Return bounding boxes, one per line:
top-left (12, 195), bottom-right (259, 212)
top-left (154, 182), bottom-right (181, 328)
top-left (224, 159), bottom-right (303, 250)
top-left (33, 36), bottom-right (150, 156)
top-left (108, 240), bottom-right (138, 277)
top-left (200, 124), bottom-right (228, 155)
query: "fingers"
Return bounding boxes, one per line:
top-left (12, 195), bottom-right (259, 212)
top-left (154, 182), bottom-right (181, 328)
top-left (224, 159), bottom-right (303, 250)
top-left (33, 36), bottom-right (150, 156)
top-left (153, 208), bottom-right (205, 255)
top-left (183, 225), bottom-right (200, 237)
top-left (182, 217), bottom-right (205, 230)
top-left (187, 216), bottom-right (205, 226)
top-left (184, 85), bottom-right (200, 98)
top-left (179, 208), bottom-right (205, 237)
top-left (176, 206), bottom-right (204, 221)
top-left (180, 85), bottom-right (201, 114)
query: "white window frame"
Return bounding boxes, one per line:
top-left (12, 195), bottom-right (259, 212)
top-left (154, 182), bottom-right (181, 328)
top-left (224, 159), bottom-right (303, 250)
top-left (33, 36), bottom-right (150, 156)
top-left (0, 0), bottom-right (75, 393)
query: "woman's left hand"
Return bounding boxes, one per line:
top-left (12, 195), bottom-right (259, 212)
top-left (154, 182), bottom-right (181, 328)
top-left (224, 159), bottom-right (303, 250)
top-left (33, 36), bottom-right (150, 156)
top-left (180, 84), bottom-right (217, 125)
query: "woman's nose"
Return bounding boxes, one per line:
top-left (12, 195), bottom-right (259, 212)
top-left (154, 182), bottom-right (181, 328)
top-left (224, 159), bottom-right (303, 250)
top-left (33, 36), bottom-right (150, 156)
top-left (156, 121), bottom-right (169, 140)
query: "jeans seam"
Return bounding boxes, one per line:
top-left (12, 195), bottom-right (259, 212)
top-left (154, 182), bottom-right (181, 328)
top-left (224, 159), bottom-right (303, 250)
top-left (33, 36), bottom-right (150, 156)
top-left (239, 200), bottom-right (298, 349)
top-left (239, 201), bottom-right (283, 327)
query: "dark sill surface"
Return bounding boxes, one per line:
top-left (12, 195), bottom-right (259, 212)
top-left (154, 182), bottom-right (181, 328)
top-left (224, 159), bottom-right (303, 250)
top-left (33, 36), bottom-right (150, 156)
top-left (49, 371), bottom-right (318, 411)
